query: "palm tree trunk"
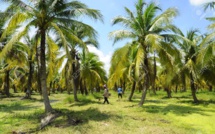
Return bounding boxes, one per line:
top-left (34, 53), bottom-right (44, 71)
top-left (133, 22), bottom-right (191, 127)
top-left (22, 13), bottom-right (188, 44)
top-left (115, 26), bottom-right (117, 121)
top-left (26, 60), bottom-right (33, 98)
top-left (40, 29), bottom-right (52, 113)
top-left (36, 49), bottom-right (42, 94)
top-left (79, 79), bottom-right (84, 95)
top-left (52, 81), bottom-right (56, 93)
top-left (72, 63), bottom-right (79, 101)
top-left (4, 70), bottom-right (10, 97)
top-left (71, 49), bottom-right (80, 101)
top-left (128, 81), bottom-right (136, 101)
top-left (65, 63), bottom-right (70, 94)
top-left (114, 83), bottom-right (117, 91)
top-left (190, 73), bottom-right (198, 103)
top-left (175, 85), bottom-right (178, 93)
top-left (165, 87), bottom-right (172, 98)
top-left (152, 51), bottom-right (157, 95)
top-left (84, 81), bottom-right (88, 95)
top-left (123, 81), bottom-right (126, 94)
top-left (139, 49), bottom-right (150, 106)
top-left (181, 73), bottom-right (187, 92)
top-left (13, 85), bottom-right (17, 93)
top-left (209, 85), bottom-right (212, 92)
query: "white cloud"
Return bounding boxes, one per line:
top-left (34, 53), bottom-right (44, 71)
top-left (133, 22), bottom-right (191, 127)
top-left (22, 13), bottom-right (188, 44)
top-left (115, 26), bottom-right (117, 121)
top-left (189, 0), bottom-right (215, 6)
top-left (87, 46), bottom-right (112, 75)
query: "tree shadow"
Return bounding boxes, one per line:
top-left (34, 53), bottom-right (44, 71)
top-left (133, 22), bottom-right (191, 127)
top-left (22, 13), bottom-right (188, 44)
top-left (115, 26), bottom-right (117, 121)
top-left (171, 96), bottom-right (190, 99)
top-left (52, 107), bottom-right (121, 128)
top-left (146, 99), bottom-right (165, 104)
top-left (142, 104), bottom-right (214, 116)
top-left (10, 107), bottom-right (119, 133)
top-left (0, 102), bottom-right (40, 113)
top-left (177, 99), bottom-right (215, 106)
top-left (69, 99), bottom-right (101, 107)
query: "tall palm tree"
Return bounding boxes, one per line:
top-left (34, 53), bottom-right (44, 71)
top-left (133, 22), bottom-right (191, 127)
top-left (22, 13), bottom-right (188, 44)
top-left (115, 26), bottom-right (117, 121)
top-left (60, 22), bottom-right (101, 101)
top-left (172, 29), bottom-right (203, 103)
top-left (0, 0), bottom-right (102, 113)
top-left (17, 34), bottom-right (40, 98)
top-left (198, 4), bottom-right (215, 92)
top-left (0, 10), bottom-right (28, 97)
top-left (109, 0), bottom-right (178, 106)
top-left (46, 36), bottom-right (65, 95)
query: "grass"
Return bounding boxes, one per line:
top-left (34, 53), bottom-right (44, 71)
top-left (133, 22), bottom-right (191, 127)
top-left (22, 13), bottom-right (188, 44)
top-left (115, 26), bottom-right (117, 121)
top-left (0, 90), bottom-right (215, 134)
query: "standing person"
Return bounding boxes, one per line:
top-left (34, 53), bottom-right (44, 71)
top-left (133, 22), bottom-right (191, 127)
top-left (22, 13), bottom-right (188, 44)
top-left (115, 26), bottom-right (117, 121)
top-left (117, 86), bottom-right (123, 99)
top-left (103, 85), bottom-right (110, 104)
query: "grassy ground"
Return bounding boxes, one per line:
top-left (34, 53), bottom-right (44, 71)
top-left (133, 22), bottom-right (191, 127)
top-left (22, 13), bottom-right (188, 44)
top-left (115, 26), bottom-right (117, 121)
top-left (0, 90), bottom-right (215, 134)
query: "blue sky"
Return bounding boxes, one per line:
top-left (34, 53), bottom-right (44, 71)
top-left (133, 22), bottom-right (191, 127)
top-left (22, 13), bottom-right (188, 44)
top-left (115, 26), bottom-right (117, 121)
top-left (78, 0), bottom-right (215, 73)
top-left (80, 0), bottom-right (214, 53)
top-left (1, 0), bottom-right (215, 73)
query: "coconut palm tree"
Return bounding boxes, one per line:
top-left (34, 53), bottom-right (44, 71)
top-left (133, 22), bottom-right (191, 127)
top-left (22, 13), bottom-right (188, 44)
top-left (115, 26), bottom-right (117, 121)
top-left (0, 10), bottom-right (28, 97)
top-left (172, 28), bottom-right (204, 103)
top-left (109, 0), bottom-right (178, 105)
top-left (60, 22), bottom-right (101, 101)
top-left (79, 50), bottom-right (106, 95)
top-left (16, 34), bottom-right (40, 98)
top-left (0, 0), bottom-right (102, 113)
top-left (0, 41), bottom-right (28, 97)
top-left (108, 42), bottom-right (144, 101)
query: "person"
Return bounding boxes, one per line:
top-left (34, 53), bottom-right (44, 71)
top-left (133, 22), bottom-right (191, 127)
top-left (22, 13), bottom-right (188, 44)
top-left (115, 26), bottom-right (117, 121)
top-left (117, 86), bottom-right (123, 99)
top-left (103, 85), bottom-right (110, 104)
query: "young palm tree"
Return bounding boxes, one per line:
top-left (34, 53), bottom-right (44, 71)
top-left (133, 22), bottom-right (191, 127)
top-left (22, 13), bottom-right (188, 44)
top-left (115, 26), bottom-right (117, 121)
top-left (108, 42), bottom-right (143, 101)
top-left (79, 50), bottom-right (106, 94)
top-left (0, 0), bottom-right (102, 113)
top-left (109, 0), bottom-right (178, 105)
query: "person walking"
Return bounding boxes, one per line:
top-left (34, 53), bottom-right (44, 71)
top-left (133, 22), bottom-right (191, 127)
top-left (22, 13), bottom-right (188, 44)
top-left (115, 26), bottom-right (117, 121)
top-left (103, 85), bottom-right (110, 104)
top-left (117, 86), bottom-right (123, 99)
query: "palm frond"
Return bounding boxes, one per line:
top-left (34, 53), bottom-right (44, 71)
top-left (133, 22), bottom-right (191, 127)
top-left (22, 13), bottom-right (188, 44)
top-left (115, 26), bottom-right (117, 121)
top-left (0, 26), bottom-right (29, 60)
top-left (0, 12), bottom-right (27, 42)
top-left (150, 7), bottom-right (178, 31)
top-left (143, 2), bottom-right (161, 29)
top-left (109, 30), bottom-right (135, 44)
top-left (203, 2), bottom-right (215, 11)
top-left (111, 16), bottom-right (131, 27)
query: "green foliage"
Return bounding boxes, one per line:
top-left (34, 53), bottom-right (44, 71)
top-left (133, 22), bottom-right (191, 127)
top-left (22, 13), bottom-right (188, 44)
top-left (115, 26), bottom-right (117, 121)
top-left (64, 96), bottom-right (74, 104)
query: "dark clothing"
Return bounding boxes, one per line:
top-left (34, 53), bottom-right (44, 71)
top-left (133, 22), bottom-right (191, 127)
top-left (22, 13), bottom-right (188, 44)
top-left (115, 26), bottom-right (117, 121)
top-left (103, 97), bottom-right (109, 104)
top-left (103, 88), bottom-right (110, 104)
top-left (118, 93), bottom-right (122, 98)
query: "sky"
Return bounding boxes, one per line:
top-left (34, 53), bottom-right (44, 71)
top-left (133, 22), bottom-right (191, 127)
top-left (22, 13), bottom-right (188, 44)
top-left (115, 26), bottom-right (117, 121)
top-left (1, 0), bottom-right (215, 74)
top-left (78, 0), bottom-right (215, 74)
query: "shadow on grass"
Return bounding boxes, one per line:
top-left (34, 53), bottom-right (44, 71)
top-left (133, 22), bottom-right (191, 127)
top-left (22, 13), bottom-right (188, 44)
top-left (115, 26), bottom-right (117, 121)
top-left (142, 104), bottom-right (214, 116)
top-left (126, 99), bottom-right (165, 104)
top-left (177, 99), bottom-right (215, 106)
top-left (171, 96), bottom-right (191, 99)
top-left (0, 102), bottom-right (40, 113)
top-left (5, 107), bottom-right (116, 133)
top-left (69, 99), bottom-right (101, 107)
top-left (52, 107), bottom-right (120, 128)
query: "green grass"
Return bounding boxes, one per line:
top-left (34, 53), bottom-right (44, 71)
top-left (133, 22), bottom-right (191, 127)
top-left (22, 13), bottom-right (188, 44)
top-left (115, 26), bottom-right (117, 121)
top-left (0, 90), bottom-right (215, 134)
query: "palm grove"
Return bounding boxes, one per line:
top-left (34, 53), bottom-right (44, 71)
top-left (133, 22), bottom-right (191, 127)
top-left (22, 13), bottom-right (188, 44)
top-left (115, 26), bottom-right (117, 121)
top-left (0, 0), bottom-right (215, 113)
